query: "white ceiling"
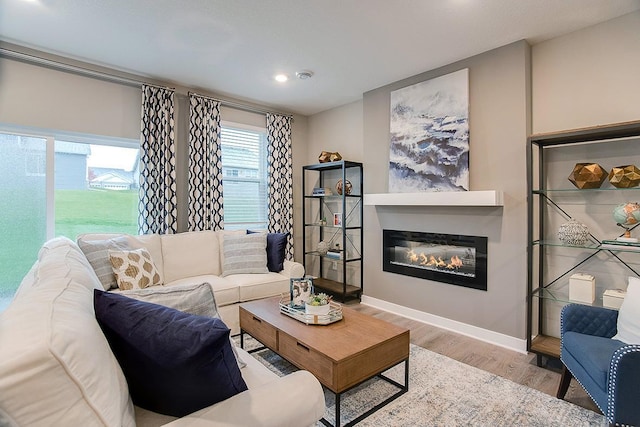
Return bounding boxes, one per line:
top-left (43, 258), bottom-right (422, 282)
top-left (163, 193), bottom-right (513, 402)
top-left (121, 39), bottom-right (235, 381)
top-left (1, 0), bottom-right (639, 116)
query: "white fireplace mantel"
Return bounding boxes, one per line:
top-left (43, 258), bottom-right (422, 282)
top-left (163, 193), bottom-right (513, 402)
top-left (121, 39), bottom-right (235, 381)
top-left (363, 190), bottom-right (503, 207)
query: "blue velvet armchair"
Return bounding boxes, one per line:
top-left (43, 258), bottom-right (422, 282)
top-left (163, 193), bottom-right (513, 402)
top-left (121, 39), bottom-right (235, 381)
top-left (557, 303), bottom-right (640, 426)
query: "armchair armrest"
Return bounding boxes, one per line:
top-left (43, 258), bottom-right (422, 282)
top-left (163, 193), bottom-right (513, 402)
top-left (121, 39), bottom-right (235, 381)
top-left (608, 345), bottom-right (640, 426)
top-left (561, 304), bottom-right (618, 338)
top-left (282, 260), bottom-right (305, 279)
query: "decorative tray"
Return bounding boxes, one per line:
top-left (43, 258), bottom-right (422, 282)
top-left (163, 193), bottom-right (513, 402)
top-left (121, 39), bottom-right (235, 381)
top-left (279, 296), bottom-right (343, 325)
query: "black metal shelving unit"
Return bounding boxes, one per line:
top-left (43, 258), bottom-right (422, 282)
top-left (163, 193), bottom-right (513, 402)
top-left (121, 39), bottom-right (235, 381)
top-left (302, 160), bottom-right (363, 301)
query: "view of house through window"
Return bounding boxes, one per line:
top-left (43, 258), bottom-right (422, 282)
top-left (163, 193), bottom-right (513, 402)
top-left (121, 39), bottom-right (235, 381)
top-left (55, 141), bottom-right (139, 238)
top-left (221, 123), bottom-right (269, 230)
top-left (0, 132), bottom-right (138, 310)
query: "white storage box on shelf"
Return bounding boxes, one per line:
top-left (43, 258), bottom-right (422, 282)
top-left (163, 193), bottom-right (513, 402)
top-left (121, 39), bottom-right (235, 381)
top-left (603, 289), bottom-right (627, 309)
top-left (569, 273), bottom-right (595, 304)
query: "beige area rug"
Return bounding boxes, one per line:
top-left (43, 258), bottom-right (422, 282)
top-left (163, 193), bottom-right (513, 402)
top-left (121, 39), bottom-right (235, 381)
top-left (244, 340), bottom-right (606, 427)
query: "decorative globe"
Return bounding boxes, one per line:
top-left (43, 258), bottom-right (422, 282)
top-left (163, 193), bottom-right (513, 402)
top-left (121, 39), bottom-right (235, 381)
top-left (557, 219), bottom-right (590, 246)
top-left (613, 202), bottom-right (640, 227)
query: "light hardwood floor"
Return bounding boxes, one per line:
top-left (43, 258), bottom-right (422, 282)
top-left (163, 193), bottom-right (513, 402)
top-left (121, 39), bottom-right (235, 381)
top-left (348, 302), bottom-right (601, 415)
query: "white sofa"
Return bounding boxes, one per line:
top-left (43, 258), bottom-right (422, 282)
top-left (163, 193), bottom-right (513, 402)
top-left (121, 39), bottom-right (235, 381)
top-left (0, 235), bottom-right (325, 427)
top-left (77, 230), bottom-right (306, 334)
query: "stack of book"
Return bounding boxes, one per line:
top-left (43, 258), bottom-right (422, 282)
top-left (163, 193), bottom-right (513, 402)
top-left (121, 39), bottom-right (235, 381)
top-left (325, 250), bottom-right (342, 260)
top-left (600, 239), bottom-right (640, 251)
top-left (312, 187), bottom-right (333, 196)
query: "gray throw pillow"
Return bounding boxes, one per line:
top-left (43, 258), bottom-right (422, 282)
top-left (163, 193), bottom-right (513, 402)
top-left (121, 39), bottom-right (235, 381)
top-left (221, 233), bottom-right (268, 277)
top-left (78, 236), bottom-right (131, 290)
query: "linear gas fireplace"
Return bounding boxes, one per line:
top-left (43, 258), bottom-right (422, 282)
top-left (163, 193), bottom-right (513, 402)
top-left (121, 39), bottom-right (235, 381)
top-left (383, 230), bottom-right (487, 291)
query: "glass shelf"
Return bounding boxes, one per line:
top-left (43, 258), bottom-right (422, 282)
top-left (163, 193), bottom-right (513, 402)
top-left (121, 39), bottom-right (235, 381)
top-left (305, 194), bottom-right (361, 199)
top-left (533, 187), bottom-right (640, 194)
top-left (533, 240), bottom-right (601, 249)
top-left (533, 240), bottom-right (640, 253)
top-left (531, 286), bottom-right (616, 309)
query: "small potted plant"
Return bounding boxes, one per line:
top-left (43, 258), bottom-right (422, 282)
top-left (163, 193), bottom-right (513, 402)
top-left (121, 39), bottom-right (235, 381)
top-left (305, 292), bottom-right (332, 315)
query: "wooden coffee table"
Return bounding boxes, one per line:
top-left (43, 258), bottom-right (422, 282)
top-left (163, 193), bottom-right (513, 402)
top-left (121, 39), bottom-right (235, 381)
top-left (239, 297), bottom-right (410, 427)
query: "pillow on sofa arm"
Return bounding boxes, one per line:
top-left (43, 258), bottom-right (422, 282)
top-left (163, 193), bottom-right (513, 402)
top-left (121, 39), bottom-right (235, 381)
top-left (78, 235), bottom-right (132, 290)
top-left (94, 290), bottom-right (248, 417)
top-left (247, 230), bottom-right (290, 272)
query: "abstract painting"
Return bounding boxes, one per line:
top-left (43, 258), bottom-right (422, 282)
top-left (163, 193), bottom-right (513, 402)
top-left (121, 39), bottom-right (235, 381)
top-left (389, 68), bottom-right (469, 192)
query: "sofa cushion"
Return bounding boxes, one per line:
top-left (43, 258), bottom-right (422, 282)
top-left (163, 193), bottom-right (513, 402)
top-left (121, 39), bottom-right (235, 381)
top-left (161, 231), bottom-right (220, 282)
top-left (221, 233), bottom-right (268, 277)
top-left (0, 279), bottom-right (135, 427)
top-left (166, 275), bottom-right (240, 307)
top-left (78, 235), bottom-right (132, 290)
top-left (228, 272), bottom-right (291, 302)
top-left (109, 248), bottom-right (162, 290)
top-left (94, 290), bottom-right (248, 417)
top-left (248, 231), bottom-right (290, 272)
top-left (613, 276), bottom-right (640, 344)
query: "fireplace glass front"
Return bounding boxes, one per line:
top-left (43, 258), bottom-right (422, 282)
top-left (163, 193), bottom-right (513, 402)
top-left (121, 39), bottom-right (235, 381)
top-left (383, 230), bottom-right (487, 291)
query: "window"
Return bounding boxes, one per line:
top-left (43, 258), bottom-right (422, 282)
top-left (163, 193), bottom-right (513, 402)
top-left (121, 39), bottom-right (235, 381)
top-left (220, 123), bottom-right (268, 230)
top-left (0, 131), bottom-right (138, 311)
top-left (55, 141), bottom-right (139, 237)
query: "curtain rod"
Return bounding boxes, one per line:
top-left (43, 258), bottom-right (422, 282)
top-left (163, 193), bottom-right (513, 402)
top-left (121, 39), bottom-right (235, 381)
top-left (0, 47), bottom-right (144, 88)
top-left (188, 91), bottom-right (293, 119)
top-left (1, 47), bottom-right (294, 119)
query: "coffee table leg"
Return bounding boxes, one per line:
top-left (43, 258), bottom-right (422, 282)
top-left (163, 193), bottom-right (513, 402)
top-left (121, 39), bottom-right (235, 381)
top-left (319, 358), bottom-right (408, 427)
top-left (335, 393), bottom-right (341, 427)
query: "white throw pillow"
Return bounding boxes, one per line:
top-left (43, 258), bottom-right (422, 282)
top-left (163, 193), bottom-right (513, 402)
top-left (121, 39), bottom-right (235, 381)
top-left (221, 233), bottom-right (268, 277)
top-left (109, 248), bottom-right (162, 290)
top-left (613, 276), bottom-right (640, 344)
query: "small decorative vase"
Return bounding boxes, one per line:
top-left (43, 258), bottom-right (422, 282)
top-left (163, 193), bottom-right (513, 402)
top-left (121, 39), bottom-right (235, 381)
top-left (558, 219), bottom-right (590, 246)
top-left (317, 241), bottom-right (329, 255)
top-left (305, 304), bottom-right (331, 316)
top-left (335, 179), bottom-right (352, 195)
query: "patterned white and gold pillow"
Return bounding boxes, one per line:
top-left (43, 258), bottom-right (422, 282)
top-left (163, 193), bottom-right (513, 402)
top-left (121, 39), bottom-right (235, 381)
top-left (108, 248), bottom-right (162, 291)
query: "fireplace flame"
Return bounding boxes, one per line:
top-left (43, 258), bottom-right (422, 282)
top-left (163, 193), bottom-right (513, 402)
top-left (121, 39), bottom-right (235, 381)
top-left (405, 249), bottom-right (463, 270)
top-left (446, 255), bottom-right (463, 269)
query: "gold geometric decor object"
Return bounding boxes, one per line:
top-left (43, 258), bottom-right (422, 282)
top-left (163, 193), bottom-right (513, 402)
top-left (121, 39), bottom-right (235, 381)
top-left (568, 163), bottom-right (608, 189)
top-left (608, 165), bottom-right (640, 188)
top-left (318, 151), bottom-right (342, 163)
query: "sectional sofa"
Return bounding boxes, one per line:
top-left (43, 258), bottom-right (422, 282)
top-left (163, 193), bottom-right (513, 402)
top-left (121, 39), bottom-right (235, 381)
top-left (0, 232), bottom-right (325, 426)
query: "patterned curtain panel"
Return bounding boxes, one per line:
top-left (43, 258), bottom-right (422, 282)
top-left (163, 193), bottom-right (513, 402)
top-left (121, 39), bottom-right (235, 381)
top-left (188, 94), bottom-right (224, 231)
top-left (138, 84), bottom-right (178, 235)
top-left (266, 113), bottom-right (294, 259)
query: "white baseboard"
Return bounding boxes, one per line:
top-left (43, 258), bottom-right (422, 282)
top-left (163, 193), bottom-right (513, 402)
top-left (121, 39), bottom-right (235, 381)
top-left (361, 295), bottom-right (528, 354)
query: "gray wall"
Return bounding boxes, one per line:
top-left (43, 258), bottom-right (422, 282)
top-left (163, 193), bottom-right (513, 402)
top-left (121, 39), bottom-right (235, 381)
top-left (532, 11), bottom-right (640, 133)
top-left (362, 41), bottom-right (531, 340)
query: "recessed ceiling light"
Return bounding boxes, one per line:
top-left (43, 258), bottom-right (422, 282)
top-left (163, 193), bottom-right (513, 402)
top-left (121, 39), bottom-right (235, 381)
top-left (274, 74), bottom-right (288, 83)
top-left (296, 70), bottom-right (314, 80)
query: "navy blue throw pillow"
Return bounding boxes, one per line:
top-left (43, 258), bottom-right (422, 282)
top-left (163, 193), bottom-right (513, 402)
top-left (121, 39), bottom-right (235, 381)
top-left (247, 231), bottom-right (289, 272)
top-left (93, 290), bottom-right (248, 417)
